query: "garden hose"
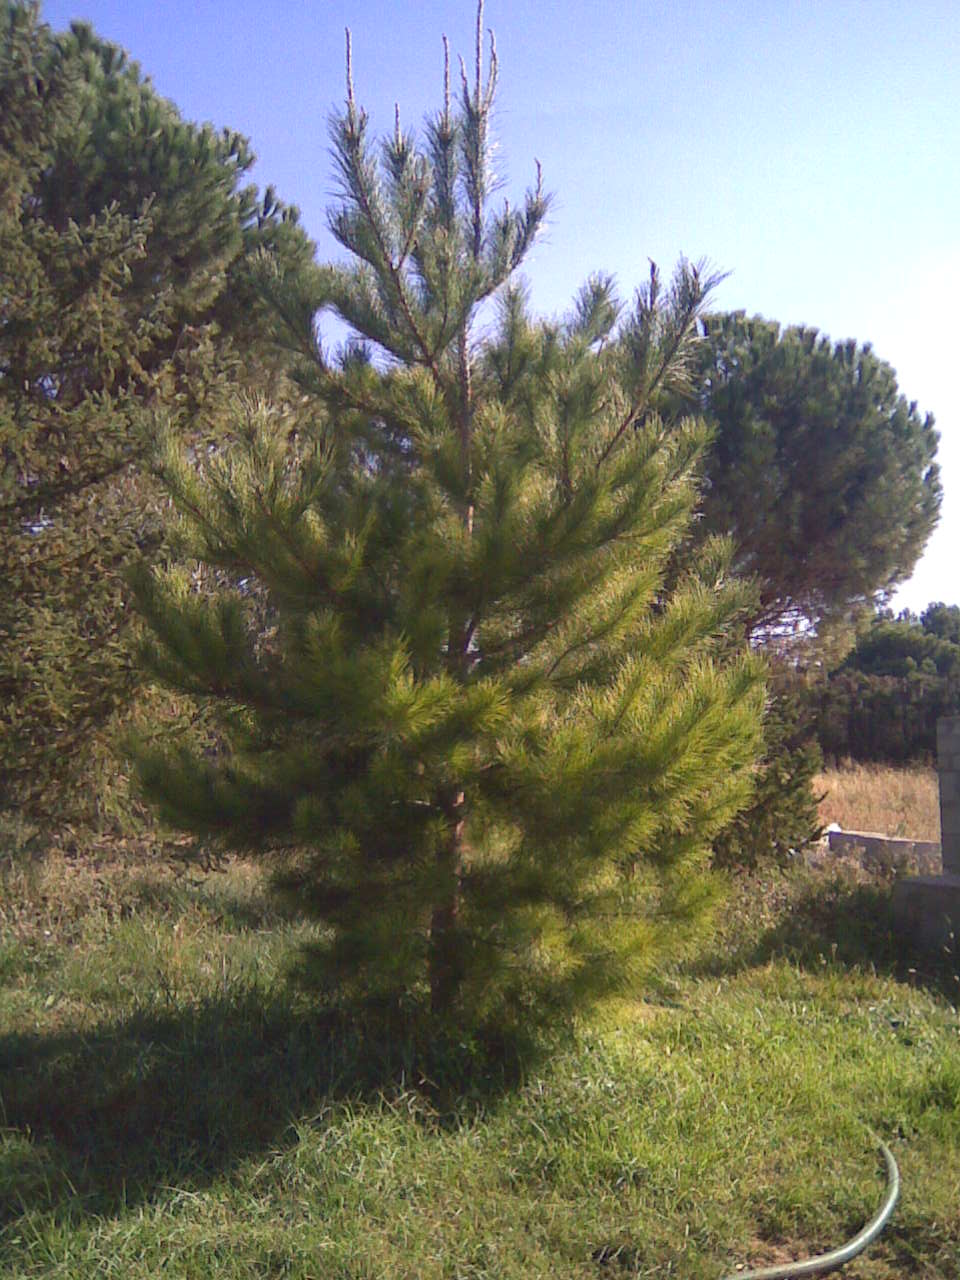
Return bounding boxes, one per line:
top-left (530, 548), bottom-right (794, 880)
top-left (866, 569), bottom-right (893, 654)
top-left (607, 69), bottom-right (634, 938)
top-left (719, 1133), bottom-right (899, 1280)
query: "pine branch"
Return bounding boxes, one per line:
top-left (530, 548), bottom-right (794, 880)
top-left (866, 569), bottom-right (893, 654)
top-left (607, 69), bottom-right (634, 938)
top-left (333, 47), bottom-right (446, 392)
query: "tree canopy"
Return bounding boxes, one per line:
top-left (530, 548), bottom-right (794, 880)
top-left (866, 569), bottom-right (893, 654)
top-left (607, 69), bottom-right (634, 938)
top-left (679, 311), bottom-right (941, 635)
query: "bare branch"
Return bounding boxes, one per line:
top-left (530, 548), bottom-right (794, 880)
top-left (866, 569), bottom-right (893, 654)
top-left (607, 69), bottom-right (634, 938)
top-left (345, 28), bottom-right (354, 109)
top-left (484, 28), bottom-right (498, 109)
top-left (442, 34), bottom-right (451, 124)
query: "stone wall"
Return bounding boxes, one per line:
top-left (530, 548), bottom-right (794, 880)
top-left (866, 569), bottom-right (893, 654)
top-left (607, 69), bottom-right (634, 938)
top-left (827, 829), bottom-right (941, 875)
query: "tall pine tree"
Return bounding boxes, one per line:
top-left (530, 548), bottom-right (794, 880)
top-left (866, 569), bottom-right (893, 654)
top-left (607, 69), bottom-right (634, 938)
top-left (130, 7), bottom-right (764, 1031)
top-left (0, 2), bottom-right (313, 823)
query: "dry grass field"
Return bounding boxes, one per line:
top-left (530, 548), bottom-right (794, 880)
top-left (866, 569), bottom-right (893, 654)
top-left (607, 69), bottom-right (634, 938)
top-left (815, 762), bottom-right (940, 840)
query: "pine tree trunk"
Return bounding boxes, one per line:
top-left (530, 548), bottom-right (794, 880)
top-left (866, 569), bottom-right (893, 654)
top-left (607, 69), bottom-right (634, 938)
top-left (430, 785), bottom-right (466, 1014)
top-left (428, 323), bottom-right (475, 1015)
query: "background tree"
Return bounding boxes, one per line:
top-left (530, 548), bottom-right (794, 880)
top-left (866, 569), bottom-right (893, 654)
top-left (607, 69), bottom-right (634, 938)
top-left (812, 603), bottom-right (960, 763)
top-left (0, 2), bottom-right (314, 823)
top-left (656, 310), bottom-right (941, 863)
top-left (678, 311), bottom-right (941, 636)
top-left (129, 12), bottom-right (764, 1037)
top-left (709, 665), bottom-right (823, 869)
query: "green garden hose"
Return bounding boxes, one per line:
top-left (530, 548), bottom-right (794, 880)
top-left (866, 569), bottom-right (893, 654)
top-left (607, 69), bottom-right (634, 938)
top-left (719, 1134), bottom-right (899, 1280)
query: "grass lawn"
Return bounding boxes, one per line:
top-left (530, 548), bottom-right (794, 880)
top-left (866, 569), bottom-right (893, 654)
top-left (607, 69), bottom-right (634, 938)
top-left (1, 842), bottom-right (958, 1279)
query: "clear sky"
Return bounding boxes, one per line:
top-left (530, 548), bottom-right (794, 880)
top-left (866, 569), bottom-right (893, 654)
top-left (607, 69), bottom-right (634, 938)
top-left (41, 0), bottom-right (960, 612)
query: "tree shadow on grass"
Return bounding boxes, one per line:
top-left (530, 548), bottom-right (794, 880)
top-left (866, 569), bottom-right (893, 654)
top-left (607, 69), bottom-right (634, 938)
top-left (126, 871), bottom-right (297, 931)
top-left (690, 872), bottom-right (960, 1004)
top-left (0, 985), bottom-right (538, 1229)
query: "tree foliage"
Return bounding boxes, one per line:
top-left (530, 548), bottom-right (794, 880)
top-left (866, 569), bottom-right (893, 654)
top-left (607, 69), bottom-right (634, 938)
top-left (711, 664), bottom-right (822, 869)
top-left (0, 2), bottom-right (313, 819)
top-left (129, 11), bottom-right (764, 1033)
top-left (812, 604), bottom-right (960, 763)
top-left (680, 311), bottom-right (941, 634)
top-left (661, 312), bottom-right (942, 860)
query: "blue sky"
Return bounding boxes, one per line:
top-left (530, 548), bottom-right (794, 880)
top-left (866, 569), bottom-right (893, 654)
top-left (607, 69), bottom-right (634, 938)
top-left (42, 0), bottom-right (960, 611)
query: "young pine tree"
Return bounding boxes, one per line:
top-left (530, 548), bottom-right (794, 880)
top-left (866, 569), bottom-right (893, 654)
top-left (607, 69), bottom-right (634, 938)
top-left (130, 9), bottom-right (764, 1034)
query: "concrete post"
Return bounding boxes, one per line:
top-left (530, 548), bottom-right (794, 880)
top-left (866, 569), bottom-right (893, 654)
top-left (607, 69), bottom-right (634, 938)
top-left (892, 715), bottom-right (960, 956)
top-left (937, 717), bottom-right (960, 875)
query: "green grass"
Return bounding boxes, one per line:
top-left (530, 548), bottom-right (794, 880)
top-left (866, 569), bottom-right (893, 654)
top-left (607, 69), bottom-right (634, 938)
top-left (1, 844), bottom-right (959, 1278)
